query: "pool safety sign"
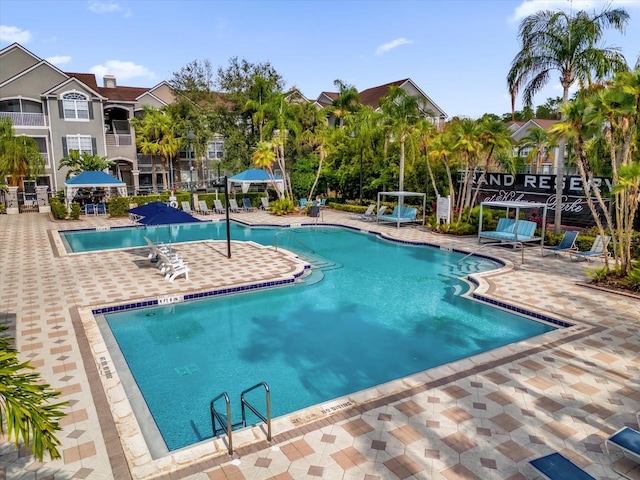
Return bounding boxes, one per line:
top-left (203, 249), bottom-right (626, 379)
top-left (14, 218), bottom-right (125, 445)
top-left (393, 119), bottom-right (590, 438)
top-left (471, 172), bottom-right (611, 227)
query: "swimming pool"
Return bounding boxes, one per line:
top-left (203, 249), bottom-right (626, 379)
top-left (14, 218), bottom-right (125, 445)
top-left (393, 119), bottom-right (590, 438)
top-left (100, 226), bottom-right (556, 453)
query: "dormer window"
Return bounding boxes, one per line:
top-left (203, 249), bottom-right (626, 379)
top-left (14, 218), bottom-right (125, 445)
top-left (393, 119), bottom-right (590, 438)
top-left (61, 92), bottom-right (89, 120)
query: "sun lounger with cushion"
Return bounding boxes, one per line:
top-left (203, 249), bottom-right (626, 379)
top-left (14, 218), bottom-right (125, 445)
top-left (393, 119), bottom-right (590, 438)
top-left (542, 230), bottom-right (579, 257)
top-left (529, 452), bottom-right (596, 480)
top-left (569, 235), bottom-right (611, 262)
top-left (605, 426), bottom-right (640, 477)
top-left (260, 197), bottom-right (270, 210)
top-left (242, 198), bottom-right (255, 211)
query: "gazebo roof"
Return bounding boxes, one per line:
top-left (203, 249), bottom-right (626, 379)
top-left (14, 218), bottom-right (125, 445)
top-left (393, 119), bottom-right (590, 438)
top-left (65, 171), bottom-right (125, 187)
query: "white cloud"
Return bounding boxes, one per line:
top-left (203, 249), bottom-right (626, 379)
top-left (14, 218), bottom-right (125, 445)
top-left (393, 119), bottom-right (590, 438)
top-left (0, 25), bottom-right (32, 44)
top-left (46, 55), bottom-right (72, 66)
top-left (511, 0), bottom-right (640, 23)
top-left (88, 1), bottom-right (122, 14)
top-left (376, 38), bottom-right (413, 55)
top-left (90, 60), bottom-right (155, 81)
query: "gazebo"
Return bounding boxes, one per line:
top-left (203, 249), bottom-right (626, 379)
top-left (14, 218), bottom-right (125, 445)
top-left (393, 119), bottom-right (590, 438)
top-left (228, 169), bottom-right (284, 194)
top-left (64, 171), bottom-right (127, 206)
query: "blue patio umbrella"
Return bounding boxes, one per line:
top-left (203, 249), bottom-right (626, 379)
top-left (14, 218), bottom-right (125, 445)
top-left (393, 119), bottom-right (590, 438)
top-left (128, 201), bottom-right (169, 217)
top-left (133, 202), bottom-right (201, 250)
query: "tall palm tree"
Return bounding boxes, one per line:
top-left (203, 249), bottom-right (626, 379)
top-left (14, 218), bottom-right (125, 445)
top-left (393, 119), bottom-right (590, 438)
top-left (264, 93), bottom-right (300, 200)
top-left (346, 105), bottom-right (383, 202)
top-left (507, 6), bottom-right (629, 233)
top-left (450, 118), bottom-right (483, 221)
top-left (331, 79), bottom-right (360, 129)
top-left (468, 118), bottom-right (513, 218)
top-left (252, 141), bottom-right (280, 197)
top-left (379, 86), bottom-right (422, 194)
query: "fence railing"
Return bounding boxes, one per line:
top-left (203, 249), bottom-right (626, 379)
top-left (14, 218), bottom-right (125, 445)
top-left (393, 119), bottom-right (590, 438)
top-left (0, 111), bottom-right (45, 127)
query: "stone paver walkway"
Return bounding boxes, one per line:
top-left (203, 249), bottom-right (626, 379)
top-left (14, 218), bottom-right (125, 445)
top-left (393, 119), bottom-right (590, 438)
top-left (0, 208), bottom-right (638, 480)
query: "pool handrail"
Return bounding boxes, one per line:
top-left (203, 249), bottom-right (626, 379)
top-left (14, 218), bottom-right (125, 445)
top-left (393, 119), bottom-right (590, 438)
top-left (210, 392), bottom-right (233, 454)
top-left (241, 381), bottom-right (272, 442)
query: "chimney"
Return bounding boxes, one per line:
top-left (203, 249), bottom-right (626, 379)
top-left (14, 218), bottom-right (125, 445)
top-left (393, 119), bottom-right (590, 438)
top-left (103, 75), bottom-right (117, 88)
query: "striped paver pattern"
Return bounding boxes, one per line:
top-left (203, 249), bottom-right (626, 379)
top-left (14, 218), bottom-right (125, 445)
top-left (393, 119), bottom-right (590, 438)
top-left (0, 208), bottom-right (638, 480)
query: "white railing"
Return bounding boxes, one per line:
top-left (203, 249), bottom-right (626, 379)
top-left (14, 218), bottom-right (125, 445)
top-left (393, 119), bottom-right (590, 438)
top-left (0, 112), bottom-right (45, 127)
top-left (106, 133), bottom-right (132, 146)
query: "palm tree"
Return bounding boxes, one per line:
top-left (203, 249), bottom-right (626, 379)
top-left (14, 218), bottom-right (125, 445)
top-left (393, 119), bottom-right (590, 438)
top-left (133, 107), bottom-right (177, 192)
top-left (450, 118), bottom-right (483, 222)
top-left (468, 118), bottom-right (513, 218)
top-left (331, 80), bottom-right (360, 129)
top-left (517, 127), bottom-right (556, 172)
top-left (264, 93), bottom-right (300, 200)
top-left (346, 105), bottom-right (383, 202)
top-left (379, 86), bottom-right (422, 193)
top-left (244, 74), bottom-right (278, 141)
top-left (507, 6), bottom-right (629, 233)
top-left (58, 150), bottom-right (113, 178)
top-left (0, 117), bottom-right (44, 186)
top-left (252, 140), bottom-right (280, 197)
top-left (1, 325), bottom-right (67, 462)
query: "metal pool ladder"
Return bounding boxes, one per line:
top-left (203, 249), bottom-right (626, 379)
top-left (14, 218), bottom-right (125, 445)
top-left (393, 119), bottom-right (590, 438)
top-left (210, 381), bottom-right (271, 455)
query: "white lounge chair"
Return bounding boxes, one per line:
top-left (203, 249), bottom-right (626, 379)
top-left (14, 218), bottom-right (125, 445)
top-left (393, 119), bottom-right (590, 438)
top-left (214, 199), bottom-right (226, 214)
top-left (228, 198), bottom-right (242, 213)
top-left (181, 201), bottom-right (195, 215)
top-left (352, 204), bottom-right (375, 220)
top-left (569, 235), bottom-right (611, 262)
top-left (260, 197), bottom-right (270, 210)
top-left (198, 200), bottom-right (213, 215)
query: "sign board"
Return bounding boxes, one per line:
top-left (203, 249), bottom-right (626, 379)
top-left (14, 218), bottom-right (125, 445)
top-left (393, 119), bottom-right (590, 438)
top-left (436, 195), bottom-right (451, 223)
top-left (472, 173), bottom-right (610, 227)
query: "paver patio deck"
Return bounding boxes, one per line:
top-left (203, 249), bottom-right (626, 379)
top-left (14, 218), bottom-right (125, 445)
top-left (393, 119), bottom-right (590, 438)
top-left (0, 208), bottom-right (638, 480)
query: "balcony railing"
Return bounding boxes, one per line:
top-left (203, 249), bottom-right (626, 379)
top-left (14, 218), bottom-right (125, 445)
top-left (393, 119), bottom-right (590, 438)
top-left (0, 111), bottom-right (45, 127)
top-left (106, 133), bottom-right (132, 146)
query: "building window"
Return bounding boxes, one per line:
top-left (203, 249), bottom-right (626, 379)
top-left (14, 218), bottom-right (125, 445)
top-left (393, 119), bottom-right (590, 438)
top-left (207, 141), bottom-right (224, 160)
top-left (66, 135), bottom-right (93, 155)
top-left (62, 92), bottom-right (89, 120)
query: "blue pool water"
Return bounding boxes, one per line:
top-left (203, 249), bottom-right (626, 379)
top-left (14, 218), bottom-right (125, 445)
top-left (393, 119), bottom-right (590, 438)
top-left (102, 226), bottom-right (555, 452)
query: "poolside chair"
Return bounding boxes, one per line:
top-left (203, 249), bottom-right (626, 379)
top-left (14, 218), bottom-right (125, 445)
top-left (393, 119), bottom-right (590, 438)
top-left (242, 198), bottom-right (255, 212)
top-left (228, 198), bottom-right (242, 213)
top-left (542, 230), bottom-right (579, 257)
top-left (605, 426), bottom-right (640, 477)
top-left (198, 200), bottom-right (213, 215)
top-left (96, 203), bottom-right (107, 215)
top-left (181, 201), bottom-right (195, 214)
top-left (299, 198), bottom-right (308, 208)
top-left (260, 197), bottom-right (270, 210)
top-left (528, 452), bottom-right (596, 480)
top-left (84, 203), bottom-right (96, 215)
top-left (374, 205), bottom-right (388, 220)
top-left (569, 235), bottom-right (611, 262)
top-left (214, 199), bottom-right (226, 214)
top-left (352, 204), bottom-right (375, 220)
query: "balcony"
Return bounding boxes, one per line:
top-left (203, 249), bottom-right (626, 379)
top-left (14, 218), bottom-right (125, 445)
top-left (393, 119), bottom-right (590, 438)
top-left (0, 111), bottom-right (45, 127)
top-left (106, 133), bottom-right (132, 146)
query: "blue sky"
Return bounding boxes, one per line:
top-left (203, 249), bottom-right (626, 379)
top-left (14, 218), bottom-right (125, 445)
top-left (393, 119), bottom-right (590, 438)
top-left (1, 0), bottom-right (639, 119)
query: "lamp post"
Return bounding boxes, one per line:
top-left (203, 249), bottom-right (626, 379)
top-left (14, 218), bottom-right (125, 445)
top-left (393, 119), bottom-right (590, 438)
top-left (187, 127), bottom-right (196, 209)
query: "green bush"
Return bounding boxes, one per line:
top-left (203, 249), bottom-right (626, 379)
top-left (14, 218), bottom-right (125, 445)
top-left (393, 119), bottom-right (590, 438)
top-left (270, 198), bottom-right (295, 215)
top-left (70, 203), bottom-right (81, 219)
top-left (50, 198), bottom-right (67, 220)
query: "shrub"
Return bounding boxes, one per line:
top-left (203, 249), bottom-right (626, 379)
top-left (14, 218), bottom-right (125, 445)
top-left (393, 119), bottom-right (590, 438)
top-left (70, 203), bottom-right (81, 219)
top-left (270, 198), bottom-right (295, 215)
top-left (50, 198), bottom-right (67, 220)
